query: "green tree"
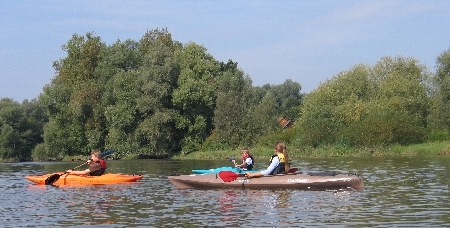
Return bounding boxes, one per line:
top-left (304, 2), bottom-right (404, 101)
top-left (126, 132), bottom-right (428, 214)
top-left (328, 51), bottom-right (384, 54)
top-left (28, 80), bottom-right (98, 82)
top-left (372, 56), bottom-right (430, 125)
top-left (246, 91), bottom-right (279, 145)
top-left (213, 69), bottom-right (253, 148)
top-left (103, 70), bottom-right (140, 156)
top-left (173, 42), bottom-right (220, 152)
top-left (39, 78), bottom-right (78, 158)
top-left (41, 32), bottom-right (106, 156)
top-left (0, 99), bottom-right (23, 160)
top-left (428, 48), bottom-right (450, 138)
top-left (0, 124), bottom-right (21, 161)
top-left (0, 98), bottom-right (46, 161)
top-left (103, 29), bottom-right (180, 158)
top-left (132, 31), bottom-right (180, 157)
top-left (269, 79), bottom-right (303, 120)
top-left (299, 56), bottom-right (429, 147)
top-left (20, 99), bottom-right (47, 159)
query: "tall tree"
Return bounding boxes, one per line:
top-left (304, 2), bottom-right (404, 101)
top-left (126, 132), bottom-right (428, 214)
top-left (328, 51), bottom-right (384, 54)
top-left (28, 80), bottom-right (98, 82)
top-left (299, 56), bottom-right (429, 147)
top-left (213, 68), bottom-right (253, 147)
top-left (103, 28), bottom-right (181, 158)
top-left (0, 98), bottom-right (46, 161)
top-left (41, 32), bottom-right (106, 156)
top-left (269, 79), bottom-right (303, 119)
top-left (132, 30), bottom-right (180, 157)
top-left (173, 42), bottom-right (220, 152)
top-left (428, 48), bottom-right (450, 134)
top-left (0, 99), bottom-right (23, 160)
top-left (20, 99), bottom-right (47, 159)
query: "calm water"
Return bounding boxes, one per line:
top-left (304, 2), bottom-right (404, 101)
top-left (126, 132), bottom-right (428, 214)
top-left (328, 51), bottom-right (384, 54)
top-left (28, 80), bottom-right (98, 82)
top-left (1, 156), bottom-right (450, 227)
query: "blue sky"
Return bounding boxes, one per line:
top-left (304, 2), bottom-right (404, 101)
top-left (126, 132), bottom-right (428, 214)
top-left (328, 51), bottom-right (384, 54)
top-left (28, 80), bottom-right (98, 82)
top-left (1, 1), bottom-right (450, 102)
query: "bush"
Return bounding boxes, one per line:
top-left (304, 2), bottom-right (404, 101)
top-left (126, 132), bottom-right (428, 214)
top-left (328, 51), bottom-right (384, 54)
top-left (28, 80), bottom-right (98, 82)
top-left (426, 130), bottom-right (450, 142)
top-left (31, 143), bottom-right (47, 161)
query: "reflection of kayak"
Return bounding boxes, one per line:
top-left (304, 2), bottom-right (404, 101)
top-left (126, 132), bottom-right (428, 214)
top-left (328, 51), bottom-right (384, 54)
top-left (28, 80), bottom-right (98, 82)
top-left (26, 173), bottom-right (143, 185)
top-left (168, 172), bottom-right (364, 191)
top-left (192, 166), bottom-right (299, 174)
top-left (192, 166), bottom-right (259, 174)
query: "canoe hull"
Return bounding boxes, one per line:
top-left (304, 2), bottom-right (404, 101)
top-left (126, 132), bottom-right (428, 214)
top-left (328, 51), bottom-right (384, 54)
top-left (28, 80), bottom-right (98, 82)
top-left (26, 173), bottom-right (143, 185)
top-left (169, 172), bottom-right (364, 191)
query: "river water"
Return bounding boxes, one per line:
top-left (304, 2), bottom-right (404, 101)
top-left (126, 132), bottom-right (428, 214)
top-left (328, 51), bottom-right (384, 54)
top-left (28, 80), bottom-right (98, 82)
top-left (1, 155), bottom-right (449, 227)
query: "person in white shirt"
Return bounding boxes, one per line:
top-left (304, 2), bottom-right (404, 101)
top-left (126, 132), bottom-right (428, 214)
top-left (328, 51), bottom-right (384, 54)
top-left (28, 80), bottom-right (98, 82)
top-left (234, 148), bottom-right (255, 170)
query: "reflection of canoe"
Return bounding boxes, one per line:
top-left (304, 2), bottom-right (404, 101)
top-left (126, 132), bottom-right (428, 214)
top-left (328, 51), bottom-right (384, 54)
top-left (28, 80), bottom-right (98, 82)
top-left (168, 172), bottom-right (364, 191)
top-left (26, 173), bottom-right (143, 185)
top-left (192, 166), bottom-right (259, 174)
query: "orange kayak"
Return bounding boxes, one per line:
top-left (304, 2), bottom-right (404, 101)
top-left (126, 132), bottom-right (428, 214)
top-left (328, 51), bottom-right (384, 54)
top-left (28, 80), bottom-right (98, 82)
top-left (26, 173), bottom-right (143, 185)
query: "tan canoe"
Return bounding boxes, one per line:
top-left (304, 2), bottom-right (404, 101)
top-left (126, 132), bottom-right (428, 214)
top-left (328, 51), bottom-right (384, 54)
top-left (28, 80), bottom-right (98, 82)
top-left (168, 172), bottom-right (364, 191)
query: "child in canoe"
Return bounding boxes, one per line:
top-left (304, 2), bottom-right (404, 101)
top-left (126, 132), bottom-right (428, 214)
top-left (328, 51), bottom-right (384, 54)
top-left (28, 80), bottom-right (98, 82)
top-left (233, 148), bottom-right (255, 170)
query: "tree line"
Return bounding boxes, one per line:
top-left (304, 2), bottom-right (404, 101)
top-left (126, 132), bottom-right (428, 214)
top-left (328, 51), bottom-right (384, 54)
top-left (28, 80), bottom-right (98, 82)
top-left (0, 28), bottom-right (301, 161)
top-left (1, 28), bottom-right (450, 161)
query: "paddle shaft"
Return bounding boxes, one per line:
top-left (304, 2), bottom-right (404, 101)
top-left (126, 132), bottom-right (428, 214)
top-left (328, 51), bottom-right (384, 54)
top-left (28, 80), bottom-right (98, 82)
top-left (71, 161), bottom-right (89, 170)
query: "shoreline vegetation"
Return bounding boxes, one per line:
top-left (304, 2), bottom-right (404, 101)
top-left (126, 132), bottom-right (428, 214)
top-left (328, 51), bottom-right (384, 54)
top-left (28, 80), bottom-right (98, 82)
top-left (3, 141), bottom-right (448, 163)
top-left (170, 141), bottom-right (450, 160)
top-left (57, 141), bottom-right (450, 162)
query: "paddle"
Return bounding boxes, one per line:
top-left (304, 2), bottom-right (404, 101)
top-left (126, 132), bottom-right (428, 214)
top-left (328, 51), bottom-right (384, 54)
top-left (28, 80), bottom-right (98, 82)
top-left (218, 171), bottom-right (245, 182)
top-left (44, 149), bottom-right (115, 185)
top-left (229, 157), bottom-right (237, 165)
top-left (218, 167), bottom-right (299, 182)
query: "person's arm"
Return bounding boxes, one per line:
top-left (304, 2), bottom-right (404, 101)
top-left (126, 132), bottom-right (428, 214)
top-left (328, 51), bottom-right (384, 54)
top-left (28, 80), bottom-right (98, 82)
top-left (246, 157), bottom-right (279, 178)
top-left (237, 157), bottom-right (252, 168)
top-left (66, 168), bottom-right (90, 175)
top-left (66, 159), bottom-right (91, 175)
top-left (235, 160), bottom-right (247, 168)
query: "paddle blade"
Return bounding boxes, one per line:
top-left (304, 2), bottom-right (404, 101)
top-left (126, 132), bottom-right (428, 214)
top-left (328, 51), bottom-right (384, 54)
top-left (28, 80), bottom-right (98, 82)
top-left (101, 149), bottom-right (115, 158)
top-left (44, 173), bottom-right (61, 185)
top-left (288, 167), bottom-right (298, 173)
top-left (218, 171), bottom-right (241, 182)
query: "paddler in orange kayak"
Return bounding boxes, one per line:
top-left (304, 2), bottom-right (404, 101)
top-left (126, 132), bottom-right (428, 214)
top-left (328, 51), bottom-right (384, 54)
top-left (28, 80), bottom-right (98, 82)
top-left (66, 149), bottom-right (107, 176)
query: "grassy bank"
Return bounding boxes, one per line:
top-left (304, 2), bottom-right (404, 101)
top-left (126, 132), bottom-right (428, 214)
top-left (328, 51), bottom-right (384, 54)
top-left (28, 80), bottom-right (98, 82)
top-left (59, 141), bottom-right (450, 161)
top-left (171, 141), bottom-right (450, 160)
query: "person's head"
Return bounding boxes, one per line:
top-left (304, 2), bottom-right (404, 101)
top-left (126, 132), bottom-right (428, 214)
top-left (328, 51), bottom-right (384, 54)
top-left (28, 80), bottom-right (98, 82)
top-left (274, 142), bottom-right (286, 154)
top-left (274, 141), bottom-right (289, 172)
top-left (91, 149), bottom-right (101, 161)
top-left (241, 148), bottom-right (250, 159)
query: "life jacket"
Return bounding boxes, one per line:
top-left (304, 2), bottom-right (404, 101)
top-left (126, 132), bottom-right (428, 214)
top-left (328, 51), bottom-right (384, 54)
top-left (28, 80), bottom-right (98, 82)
top-left (242, 154), bottom-right (255, 170)
top-left (269, 154), bottom-right (285, 175)
top-left (90, 159), bottom-right (107, 176)
top-left (247, 155), bottom-right (255, 170)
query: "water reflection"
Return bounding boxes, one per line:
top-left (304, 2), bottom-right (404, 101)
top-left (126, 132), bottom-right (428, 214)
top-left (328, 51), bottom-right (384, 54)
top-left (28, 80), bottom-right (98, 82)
top-left (217, 189), bottom-right (293, 224)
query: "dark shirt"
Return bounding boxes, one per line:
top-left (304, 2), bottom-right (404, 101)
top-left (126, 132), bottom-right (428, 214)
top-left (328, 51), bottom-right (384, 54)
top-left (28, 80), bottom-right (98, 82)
top-left (88, 161), bottom-right (103, 176)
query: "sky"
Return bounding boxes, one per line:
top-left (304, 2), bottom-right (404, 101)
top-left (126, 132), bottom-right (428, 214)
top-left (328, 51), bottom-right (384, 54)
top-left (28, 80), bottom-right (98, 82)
top-left (1, 1), bottom-right (450, 102)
